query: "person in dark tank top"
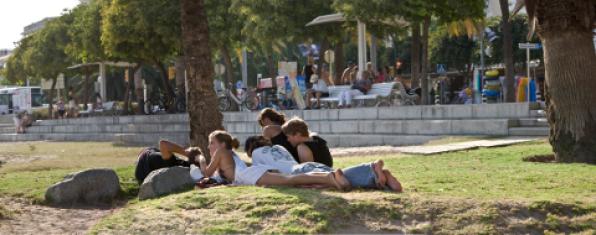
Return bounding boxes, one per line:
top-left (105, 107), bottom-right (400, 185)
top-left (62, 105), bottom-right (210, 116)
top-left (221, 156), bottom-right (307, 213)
top-left (257, 108), bottom-right (300, 162)
top-left (281, 117), bottom-right (333, 167)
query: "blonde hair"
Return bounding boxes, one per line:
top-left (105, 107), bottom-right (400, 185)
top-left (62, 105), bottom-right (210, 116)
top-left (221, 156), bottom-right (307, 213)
top-left (209, 130), bottom-right (240, 149)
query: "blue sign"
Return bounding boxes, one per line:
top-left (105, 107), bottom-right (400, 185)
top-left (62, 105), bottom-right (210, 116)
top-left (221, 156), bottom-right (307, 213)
top-left (437, 64), bottom-right (447, 74)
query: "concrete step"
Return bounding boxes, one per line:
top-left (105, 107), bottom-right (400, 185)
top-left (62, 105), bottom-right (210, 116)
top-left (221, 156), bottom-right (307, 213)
top-left (0, 114), bottom-right (15, 124)
top-left (508, 127), bottom-right (549, 136)
top-left (518, 118), bottom-right (548, 127)
top-left (509, 118), bottom-right (548, 127)
top-left (0, 132), bottom-right (444, 148)
top-left (0, 126), bottom-right (15, 134)
top-left (33, 103), bottom-right (535, 127)
top-left (530, 110), bottom-right (546, 118)
top-left (21, 119), bottom-right (512, 136)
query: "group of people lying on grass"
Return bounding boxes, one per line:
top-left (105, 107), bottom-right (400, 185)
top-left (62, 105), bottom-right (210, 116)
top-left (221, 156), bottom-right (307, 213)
top-left (134, 108), bottom-right (402, 192)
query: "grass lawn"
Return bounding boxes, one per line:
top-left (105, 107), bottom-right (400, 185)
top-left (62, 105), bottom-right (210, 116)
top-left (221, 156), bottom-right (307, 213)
top-left (0, 140), bottom-right (594, 233)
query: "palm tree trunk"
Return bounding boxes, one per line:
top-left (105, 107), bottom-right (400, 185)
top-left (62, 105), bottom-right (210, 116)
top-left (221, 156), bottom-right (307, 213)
top-left (542, 33), bottom-right (596, 162)
top-left (535, 0), bottom-right (596, 163)
top-left (181, 0), bottom-right (224, 157)
top-left (411, 22), bottom-right (421, 89)
top-left (500, 0), bottom-right (516, 102)
top-left (420, 16), bottom-right (431, 105)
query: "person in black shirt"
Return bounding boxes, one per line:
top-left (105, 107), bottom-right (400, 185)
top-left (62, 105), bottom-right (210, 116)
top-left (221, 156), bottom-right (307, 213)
top-left (135, 140), bottom-right (202, 184)
top-left (258, 108), bottom-right (300, 162)
top-left (281, 117), bottom-right (333, 167)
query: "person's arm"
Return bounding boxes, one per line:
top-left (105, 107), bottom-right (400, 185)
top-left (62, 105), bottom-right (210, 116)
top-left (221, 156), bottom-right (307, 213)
top-left (296, 144), bottom-right (314, 163)
top-left (262, 125), bottom-right (282, 139)
top-left (201, 148), bottom-right (226, 177)
top-left (159, 140), bottom-right (187, 160)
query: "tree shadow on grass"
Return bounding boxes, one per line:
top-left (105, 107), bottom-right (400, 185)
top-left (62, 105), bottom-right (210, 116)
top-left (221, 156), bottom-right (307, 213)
top-left (267, 186), bottom-right (406, 234)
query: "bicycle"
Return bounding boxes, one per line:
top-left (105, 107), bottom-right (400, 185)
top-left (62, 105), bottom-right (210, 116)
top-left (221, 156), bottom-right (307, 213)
top-left (217, 83), bottom-right (259, 112)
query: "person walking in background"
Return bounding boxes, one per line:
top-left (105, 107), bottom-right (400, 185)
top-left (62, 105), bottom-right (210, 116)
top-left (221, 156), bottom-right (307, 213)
top-left (56, 98), bottom-right (66, 119)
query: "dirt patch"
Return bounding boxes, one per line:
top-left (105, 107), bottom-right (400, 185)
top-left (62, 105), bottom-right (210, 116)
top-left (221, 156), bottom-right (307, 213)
top-left (0, 153), bottom-right (58, 166)
top-left (523, 154), bottom-right (556, 163)
top-left (0, 197), bottom-right (116, 234)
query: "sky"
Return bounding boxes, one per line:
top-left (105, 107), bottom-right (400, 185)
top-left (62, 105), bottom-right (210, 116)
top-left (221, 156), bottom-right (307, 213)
top-left (0, 0), bottom-right (80, 50)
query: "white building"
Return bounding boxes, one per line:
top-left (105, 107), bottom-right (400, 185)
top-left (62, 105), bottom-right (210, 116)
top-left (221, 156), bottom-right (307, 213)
top-left (22, 17), bottom-right (56, 37)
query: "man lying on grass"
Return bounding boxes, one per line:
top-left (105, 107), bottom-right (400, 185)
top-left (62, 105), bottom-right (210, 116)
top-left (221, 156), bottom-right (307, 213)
top-left (135, 140), bottom-right (202, 184)
top-left (197, 130), bottom-right (350, 190)
top-left (245, 135), bottom-right (402, 192)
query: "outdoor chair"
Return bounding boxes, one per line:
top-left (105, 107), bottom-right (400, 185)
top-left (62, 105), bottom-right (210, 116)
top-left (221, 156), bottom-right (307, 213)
top-left (353, 82), bottom-right (397, 107)
top-left (396, 82), bottom-right (418, 105)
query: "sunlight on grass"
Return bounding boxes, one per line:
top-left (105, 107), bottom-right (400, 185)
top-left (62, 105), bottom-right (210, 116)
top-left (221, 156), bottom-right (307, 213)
top-left (1, 141), bottom-right (594, 234)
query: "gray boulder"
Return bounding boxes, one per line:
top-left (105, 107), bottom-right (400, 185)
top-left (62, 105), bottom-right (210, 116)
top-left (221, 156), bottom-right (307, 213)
top-left (45, 168), bottom-right (121, 205)
top-left (138, 166), bottom-right (194, 200)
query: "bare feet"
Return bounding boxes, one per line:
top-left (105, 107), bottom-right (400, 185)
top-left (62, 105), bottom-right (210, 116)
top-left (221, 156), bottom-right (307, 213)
top-left (334, 169), bottom-right (352, 191)
top-left (372, 160), bottom-right (387, 188)
top-left (383, 170), bottom-right (403, 192)
top-left (327, 170), bottom-right (351, 191)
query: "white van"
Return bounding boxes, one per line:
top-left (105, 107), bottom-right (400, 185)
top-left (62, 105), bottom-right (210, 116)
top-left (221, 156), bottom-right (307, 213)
top-left (0, 87), bottom-right (44, 114)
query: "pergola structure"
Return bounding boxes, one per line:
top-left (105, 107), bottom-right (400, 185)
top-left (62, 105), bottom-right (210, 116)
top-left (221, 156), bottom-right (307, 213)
top-left (68, 61), bottom-right (136, 101)
top-left (306, 13), bottom-right (407, 78)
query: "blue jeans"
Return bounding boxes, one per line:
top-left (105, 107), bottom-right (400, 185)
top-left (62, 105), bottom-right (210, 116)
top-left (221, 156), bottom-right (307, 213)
top-left (291, 162), bottom-right (378, 189)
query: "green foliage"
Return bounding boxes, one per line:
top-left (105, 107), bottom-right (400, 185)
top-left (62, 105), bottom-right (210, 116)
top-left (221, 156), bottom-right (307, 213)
top-left (484, 15), bottom-right (543, 67)
top-left (66, 0), bottom-right (106, 63)
top-left (430, 25), bottom-right (477, 73)
top-left (101, 0), bottom-right (180, 63)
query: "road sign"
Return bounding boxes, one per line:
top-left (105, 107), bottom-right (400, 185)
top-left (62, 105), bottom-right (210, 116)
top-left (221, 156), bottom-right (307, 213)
top-left (518, 43), bottom-right (541, 49)
top-left (436, 64), bottom-right (447, 74)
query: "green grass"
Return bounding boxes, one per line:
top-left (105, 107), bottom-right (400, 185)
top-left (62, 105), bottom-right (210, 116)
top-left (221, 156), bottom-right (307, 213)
top-left (0, 141), bottom-right (140, 202)
top-left (1, 140), bottom-right (595, 233)
top-left (335, 140), bottom-right (596, 203)
top-left (91, 187), bottom-right (595, 234)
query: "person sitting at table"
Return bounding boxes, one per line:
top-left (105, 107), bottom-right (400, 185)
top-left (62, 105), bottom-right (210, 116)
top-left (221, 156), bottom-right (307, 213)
top-left (306, 65), bottom-right (330, 109)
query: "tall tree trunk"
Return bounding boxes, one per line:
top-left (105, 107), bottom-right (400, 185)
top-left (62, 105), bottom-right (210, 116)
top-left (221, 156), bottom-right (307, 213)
top-left (420, 16), bottom-right (431, 105)
top-left (134, 67), bottom-right (145, 114)
top-left (175, 56), bottom-right (186, 95)
top-left (536, 0), bottom-right (596, 163)
top-left (181, 0), bottom-right (224, 157)
top-left (220, 45), bottom-right (234, 86)
top-left (500, 0), bottom-right (516, 102)
top-left (122, 67), bottom-right (131, 115)
top-left (266, 52), bottom-right (276, 78)
top-left (411, 22), bottom-right (421, 89)
top-left (48, 78), bottom-right (57, 119)
top-left (334, 41), bottom-right (344, 85)
top-left (155, 61), bottom-right (176, 113)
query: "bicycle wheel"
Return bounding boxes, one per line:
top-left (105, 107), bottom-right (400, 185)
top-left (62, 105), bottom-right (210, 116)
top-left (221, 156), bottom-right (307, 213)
top-left (218, 97), bottom-right (232, 111)
top-left (243, 94), bottom-right (259, 111)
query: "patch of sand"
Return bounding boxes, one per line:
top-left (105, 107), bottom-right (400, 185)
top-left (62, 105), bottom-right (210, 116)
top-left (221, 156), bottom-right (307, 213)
top-left (0, 197), bottom-right (115, 234)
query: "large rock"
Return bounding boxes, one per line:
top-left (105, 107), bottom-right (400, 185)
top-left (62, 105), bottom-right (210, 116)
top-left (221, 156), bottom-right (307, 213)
top-left (138, 166), bottom-right (194, 200)
top-left (45, 168), bottom-right (121, 205)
